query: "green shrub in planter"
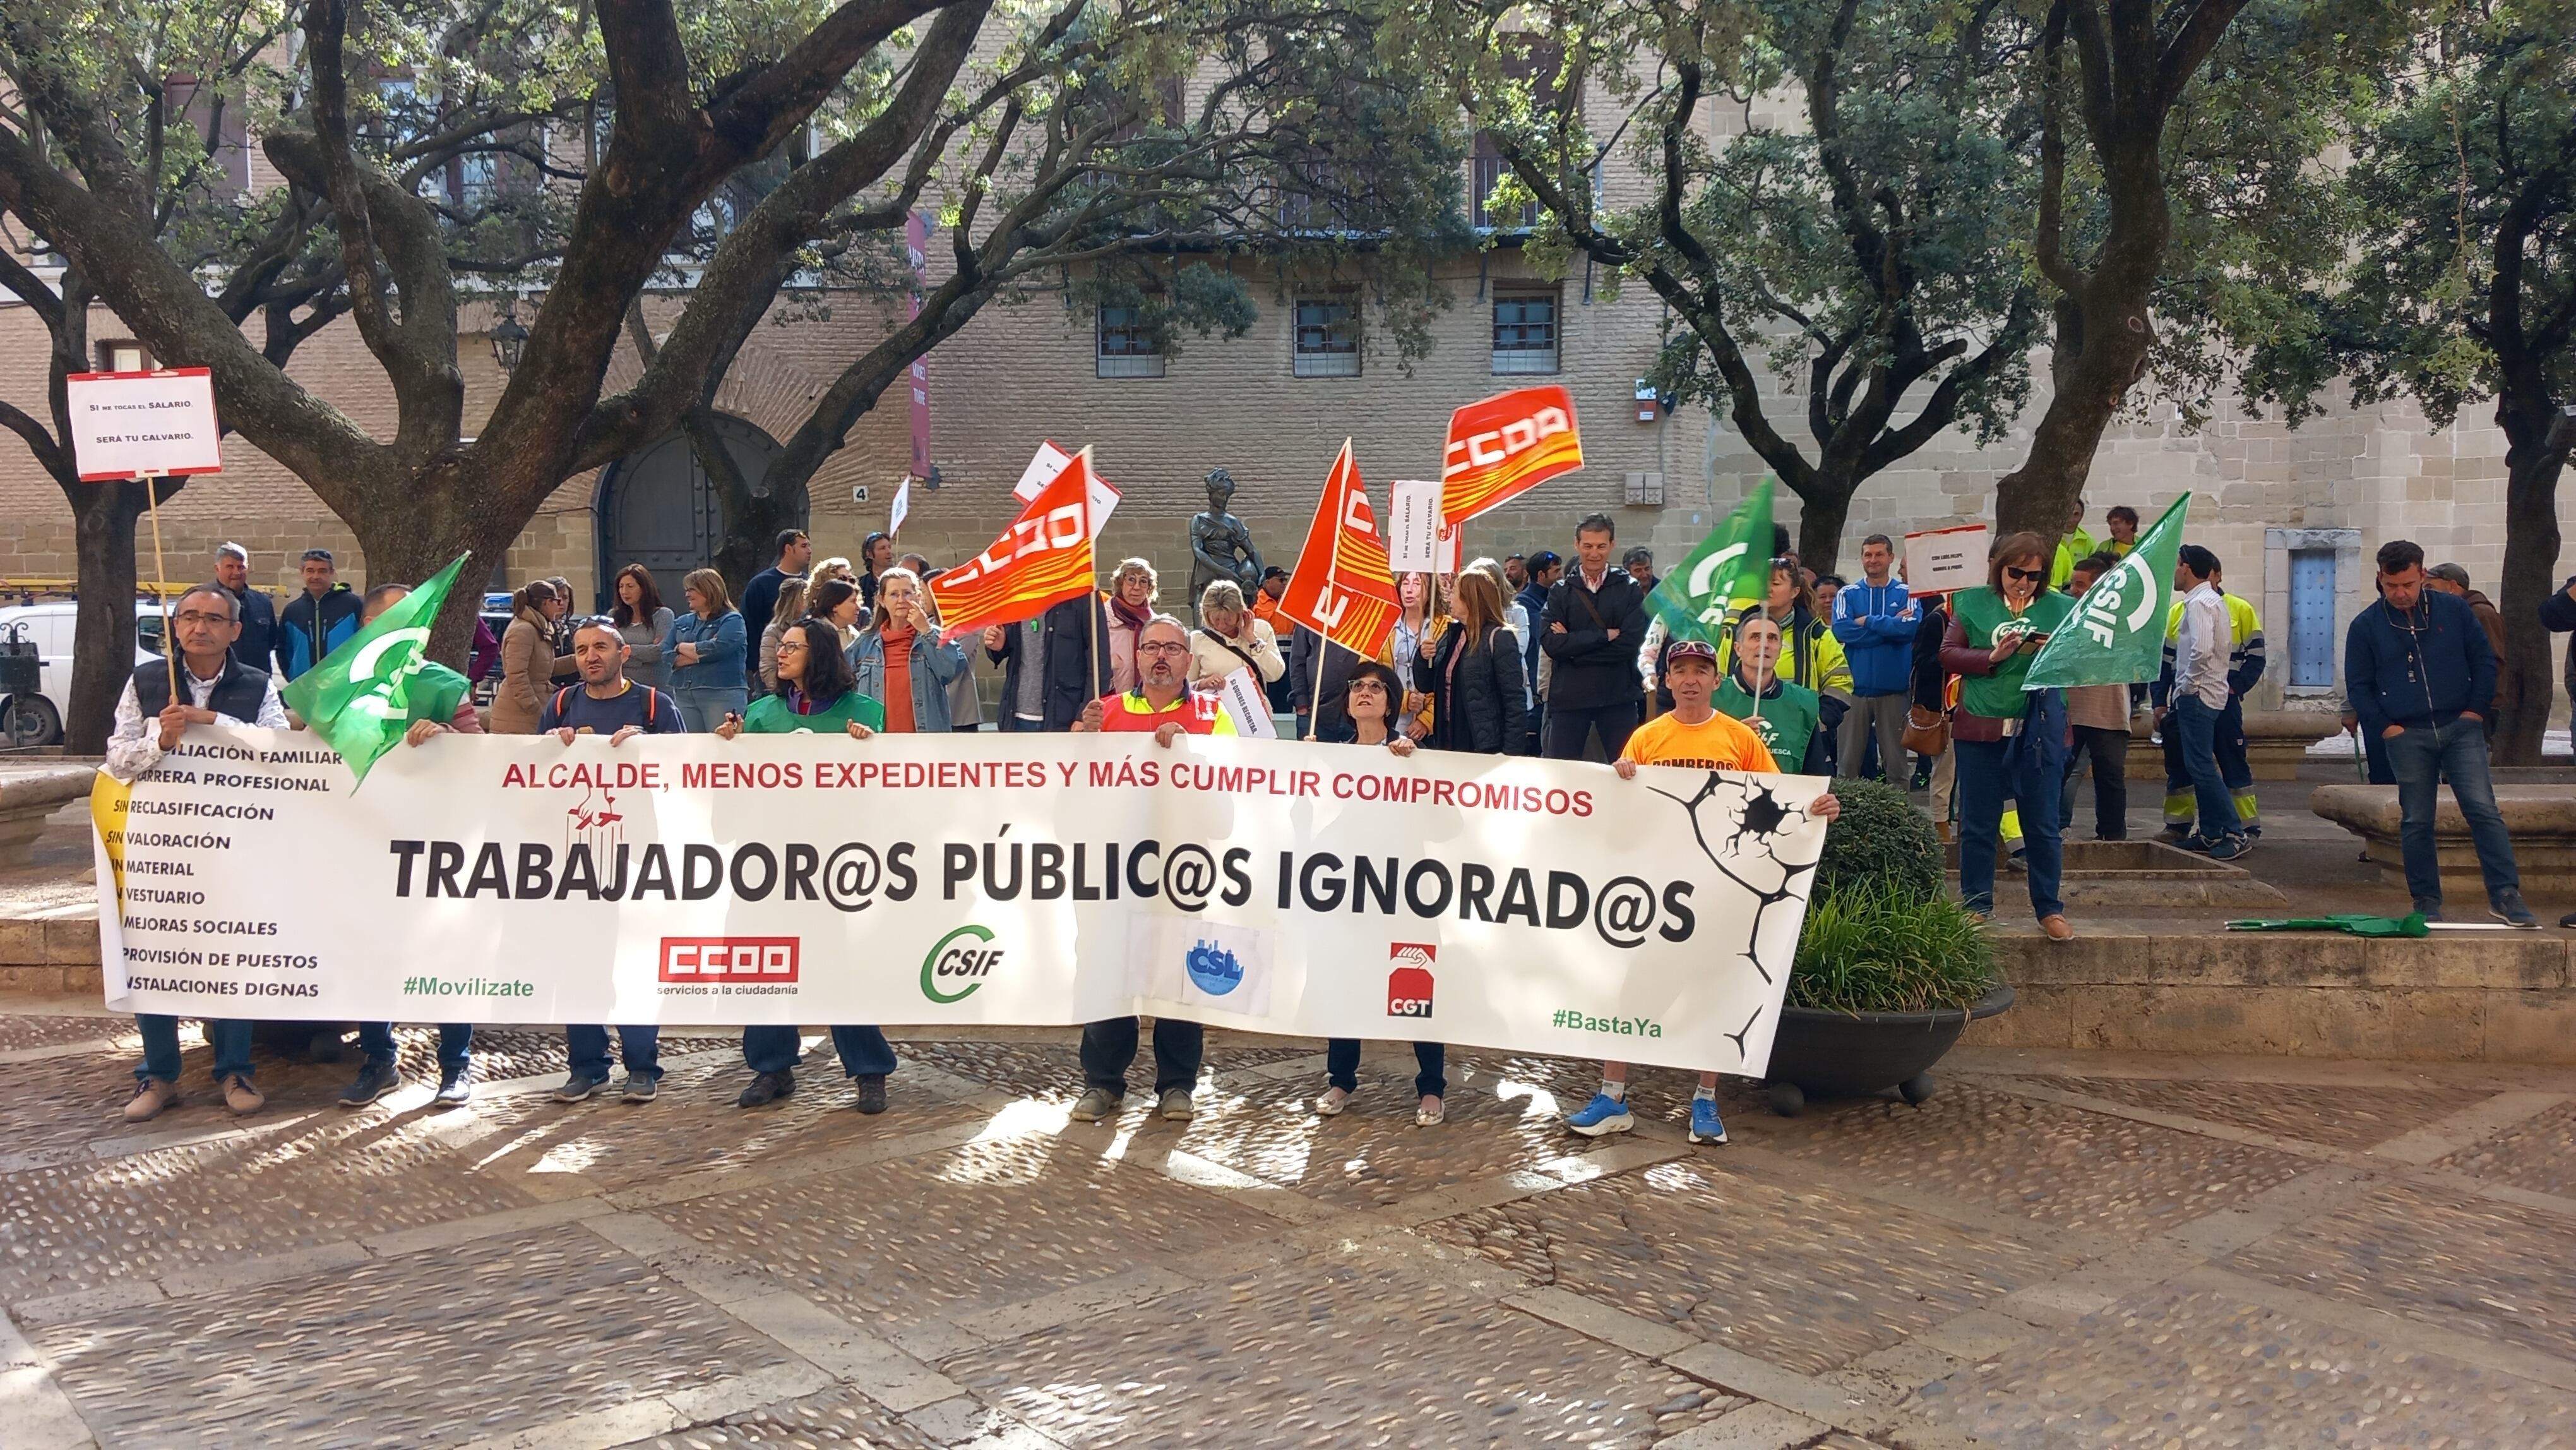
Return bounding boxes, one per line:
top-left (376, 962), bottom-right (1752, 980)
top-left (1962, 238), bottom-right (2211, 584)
top-left (1814, 777), bottom-right (1944, 905)
top-left (1789, 883), bottom-right (1995, 1014)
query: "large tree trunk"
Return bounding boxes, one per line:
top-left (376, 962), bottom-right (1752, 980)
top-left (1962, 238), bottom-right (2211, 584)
top-left (1994, 291), bottom-right (2150, 550)
top-left (690, 407), bottom-right (806, 602)
top-left (2494, 421), bottom-right (2567, 765)
top-left (57, 479), bottom-right (167, 753)
top-left (346, 462), bottom-right (540, 670)
top-left (1793, 478), bottom-right (1853, 577)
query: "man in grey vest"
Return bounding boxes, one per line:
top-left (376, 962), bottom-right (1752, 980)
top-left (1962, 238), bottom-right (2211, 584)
top-left (108, 584), bottom-right (290, 1122)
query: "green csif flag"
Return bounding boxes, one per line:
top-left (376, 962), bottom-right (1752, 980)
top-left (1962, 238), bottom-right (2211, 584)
top-left (1647, 479), bottom-right (1774, 644)
top-left (2025, 494), bottom-right (2190, 689)
top-left (282, 552), bottom-right (474, 786)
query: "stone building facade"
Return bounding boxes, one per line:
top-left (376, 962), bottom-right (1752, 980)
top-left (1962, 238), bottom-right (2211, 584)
top-left (4, 63), bottom-right (2568, 715)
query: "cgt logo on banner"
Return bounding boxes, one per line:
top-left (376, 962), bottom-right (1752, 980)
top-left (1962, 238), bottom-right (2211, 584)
top-left (920, 924), bottom-right (1002, 1003)
top-left (1386, 943), bottom-right (1434, 1019)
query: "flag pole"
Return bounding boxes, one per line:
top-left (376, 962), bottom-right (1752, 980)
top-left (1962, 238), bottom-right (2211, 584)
top-left (140, 472), bottom-right (177, 699)
top-left (1079, 446), bottom-right (1104, 707)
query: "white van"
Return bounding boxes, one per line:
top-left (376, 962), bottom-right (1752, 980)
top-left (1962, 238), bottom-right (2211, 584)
top-left (0, 600), bottom-right (167, 748)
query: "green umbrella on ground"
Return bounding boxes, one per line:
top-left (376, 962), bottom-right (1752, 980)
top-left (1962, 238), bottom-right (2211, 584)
top-left (2222, 913), bottom-right (2430, 938)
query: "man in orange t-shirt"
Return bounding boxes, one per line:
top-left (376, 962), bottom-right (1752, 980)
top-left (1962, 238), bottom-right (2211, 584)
top-left (1573, 636), bottom-right (1839, 1147)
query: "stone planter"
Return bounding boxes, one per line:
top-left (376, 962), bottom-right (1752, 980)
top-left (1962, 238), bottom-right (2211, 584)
top-left (2311, 783), bottom-right (2576, 891)
top-left (2122, 709), bottom-right (2342, 786)
top-left (0, 764), bottom-right (92, 868)
top-left (1761, 982), bottom-right (2015, 1116)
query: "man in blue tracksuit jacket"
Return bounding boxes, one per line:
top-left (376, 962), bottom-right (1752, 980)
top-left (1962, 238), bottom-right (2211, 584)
top-left (1829, 534), bottom-right (1917, 782)
top-left (276, 548), bottom-right (361, 681)
top-left (2345, 538), bottom-right (2531, 926)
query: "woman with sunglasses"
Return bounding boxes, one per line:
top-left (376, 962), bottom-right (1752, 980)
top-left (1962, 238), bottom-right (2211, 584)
top-left (1313, 661), bottom-right (1448, 1127)
top-left (715, 618), bottom-right (895, 1111)
top-left (1939, 532), bottom-right (2076, 940)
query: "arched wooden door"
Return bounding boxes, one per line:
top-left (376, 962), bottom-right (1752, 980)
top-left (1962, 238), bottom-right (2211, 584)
top-left (592, 416), bottom-right (787, 609)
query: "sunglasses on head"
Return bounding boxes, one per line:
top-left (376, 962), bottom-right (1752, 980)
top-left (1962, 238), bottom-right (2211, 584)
top-left (2003, 565), bottom-right (2046, 582)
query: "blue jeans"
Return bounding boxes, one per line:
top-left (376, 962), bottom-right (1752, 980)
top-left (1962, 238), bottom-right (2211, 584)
top-left (1080, 1016), bottom-right (1202, 1096)
top-left (1956, 695), bottom-right (2066, 921)
top-left (673, 686), bottom-right (748, 733)
top-left (2385, 717), bottom-right (2521, 909)
top-left (136, 1016), bottom-right (253, 1085)
top-left (1326, 1039), bottom-right (1446, 1097)
top-left (566, 1024), bottom-right (662, 1082)
top-left (358, 1022), bottom-right (473, 1074)
top-left (741, 1025), bottom-right (897, 1077)
top-left (2173, 695), bottom-right (2241, 843)
top-left (1001, 714), bottom-right (1047, 733)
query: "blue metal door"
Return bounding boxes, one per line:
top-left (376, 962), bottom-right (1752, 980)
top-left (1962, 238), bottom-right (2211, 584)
top-left (2288, 551), bottom-right (2335, 687)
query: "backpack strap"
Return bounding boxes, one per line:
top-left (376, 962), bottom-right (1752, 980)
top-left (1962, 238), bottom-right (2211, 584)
top-left (552, 685), bottom-right (575, 721)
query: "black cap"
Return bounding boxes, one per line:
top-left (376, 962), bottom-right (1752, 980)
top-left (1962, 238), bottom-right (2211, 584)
top-left (1261, 565), bottom-right (1290, 580)
top-left (1530, 549), bottom-right (1563, 571)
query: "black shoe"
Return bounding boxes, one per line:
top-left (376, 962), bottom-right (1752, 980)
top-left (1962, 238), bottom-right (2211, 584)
top-left (554, 1072), bottom-right (607, 1103)
top-left (433, 1067), bottom-right (472, 1106)
top-left (2491, 892), bottom-right (2539, 929)
top-left (854, 1074), bottom-right (888, 1114)
top-left (2561, 911), bottom-right (2576, 930)
top-left (618, 1070), bottom-right (658, 1103)
top-left (339, 1060), bottom-right (402, 1108)
top-left (737, 1069), bottom-right (796, 1108)
top-left (2411, 899), bottom-right (2445, 924)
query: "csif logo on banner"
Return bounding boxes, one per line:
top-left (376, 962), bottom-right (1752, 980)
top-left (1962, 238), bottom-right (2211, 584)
top-left (920, 925), bottom-right (1003, 1003)
top-left (1386, 943), bottom-right (1434, 1019)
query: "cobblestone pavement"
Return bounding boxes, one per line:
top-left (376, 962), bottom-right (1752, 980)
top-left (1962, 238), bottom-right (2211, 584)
top-left (3, 1012), bottom-right (2573, 1449)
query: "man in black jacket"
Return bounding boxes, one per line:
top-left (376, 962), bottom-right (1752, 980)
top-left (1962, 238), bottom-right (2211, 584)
top-left (212, 542), bottom-right (277, 675)
top-left (1287, 625), bottom-right (1364, 741)
top-left (983, 592), bottom-right (1112, 731)
top-left (1540, 514), bottom-right (1650, 760)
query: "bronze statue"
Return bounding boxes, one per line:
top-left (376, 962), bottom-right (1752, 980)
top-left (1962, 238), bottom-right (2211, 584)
top-left (1188, 467), bottom-right (1263, 614)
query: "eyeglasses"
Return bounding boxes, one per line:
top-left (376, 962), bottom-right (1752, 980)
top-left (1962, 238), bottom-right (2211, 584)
top-left (173, 611), bottom-right (233, 627)
top-left (2003, 565), bottom-right (2046, 582)
top-left (1137, 642), bottom-right (1190, 657)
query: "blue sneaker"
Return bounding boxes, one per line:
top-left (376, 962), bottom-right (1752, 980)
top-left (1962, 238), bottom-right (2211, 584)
top-left (1565, 1092), bottom-right (1633, 1137)
top-left (1688, 1097), bottom-right (1727, 1145)
top-left (2206, 835), bottom-right (2247, 861)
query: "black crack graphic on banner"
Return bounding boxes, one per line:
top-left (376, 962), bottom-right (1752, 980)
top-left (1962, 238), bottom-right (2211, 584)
top-left (1722, 1004), bottom-right (1762, 1062)
top-left (1650, 772), bottom-right (1820, 991)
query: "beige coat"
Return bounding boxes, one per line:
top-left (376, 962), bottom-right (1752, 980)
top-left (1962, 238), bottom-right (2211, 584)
top-left (491, 611), bottom-right (556, 734)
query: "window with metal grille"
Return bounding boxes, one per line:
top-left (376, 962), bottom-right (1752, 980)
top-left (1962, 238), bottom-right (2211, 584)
top-left (1097, 304), bottom-right (1164, 378)
top-left (1470, 144), bottom-right (1538, 230)
top-left (1293, 296), bottom-right (1361, 377)
top-left (1492, 293), bottom-right (1559, 374)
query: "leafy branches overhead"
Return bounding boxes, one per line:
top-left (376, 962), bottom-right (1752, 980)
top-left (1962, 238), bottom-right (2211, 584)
top-left (1421, 0), bottom-right (2042, 569)
top-left (2239, 0), bottom-right (2576, 762)
top-left (0, 0), bottom-right (1465, 691)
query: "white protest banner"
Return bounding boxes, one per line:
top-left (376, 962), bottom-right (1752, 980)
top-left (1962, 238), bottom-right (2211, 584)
top-left (1011, 439), bottom-right (1121, 541)
top-left (90, 729), bottom-right (1828, 1074)
top-left (1903, 524), bottom-right (1989, 597)
top-left (1215, 667), bottom-right (1277, 739)
top-left (888, 476), bottom-right (912, 538)
top-left (1386, 478), bottom-right (1443, 573)
top-left (66, 368), bottom-right (224, 479)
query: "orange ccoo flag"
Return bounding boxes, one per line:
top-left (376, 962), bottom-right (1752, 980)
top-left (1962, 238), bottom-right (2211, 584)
top-left (927, 446), bottom-right (1099, 642)
top-left (1439, 384), bottom-right (1583, 526)
top-left (1277, 440), bottom-right (1400, 661)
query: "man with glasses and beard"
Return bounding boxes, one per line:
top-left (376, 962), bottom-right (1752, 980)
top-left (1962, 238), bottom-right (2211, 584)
top-left (1064, 616), bottom-right (1236, 1125)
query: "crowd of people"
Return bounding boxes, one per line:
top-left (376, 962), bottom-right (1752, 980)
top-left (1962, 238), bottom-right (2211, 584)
top-left (108, 505), bottom-right (2552, 1137)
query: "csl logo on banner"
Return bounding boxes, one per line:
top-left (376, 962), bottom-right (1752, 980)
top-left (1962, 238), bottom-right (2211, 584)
top-left (661, 937), bottom-right (799, 983)
top-left (921, 925), bottom-right (1003, 1003)
top-left (1185, 940), bottom-right (1244, 996)
top-left (1386, 943), bottom-right (1435, 1019)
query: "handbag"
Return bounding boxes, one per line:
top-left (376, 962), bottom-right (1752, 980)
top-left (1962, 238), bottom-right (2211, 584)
top-left (1902, 704), bottom-right (1950, 758)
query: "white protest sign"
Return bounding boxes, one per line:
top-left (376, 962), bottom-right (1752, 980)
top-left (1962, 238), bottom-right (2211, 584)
top-left (888, 477), bottom-right (912, 537)
top-left (1011, 439), bottom-right (1119, 541)
top-left (66, 369), bottom-right (224, 479)
top-left (92, 728), bottom-right (1830, 1074)
top-left (1215, 666), bottom-right (1278, 739)
top-left (1904, 524), bottom-right (1989, 597)
top-left (1386, 478), bottom-right (1443, 573)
